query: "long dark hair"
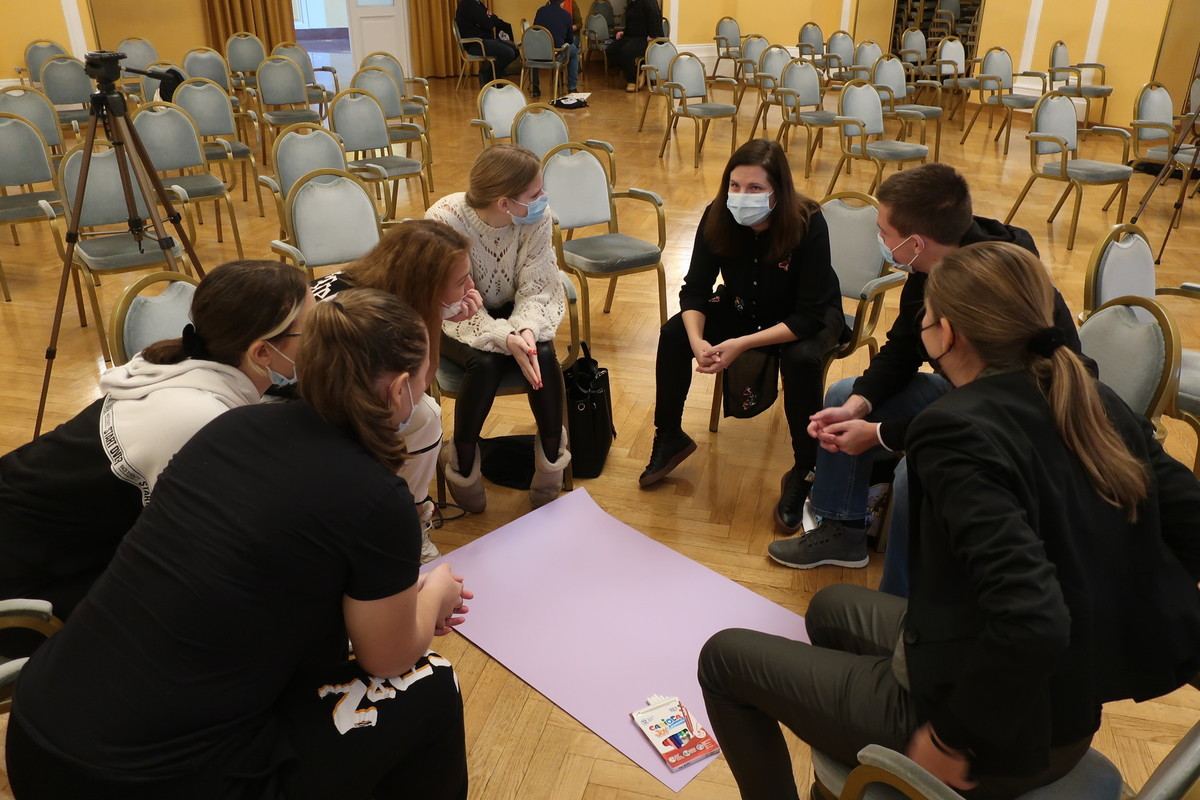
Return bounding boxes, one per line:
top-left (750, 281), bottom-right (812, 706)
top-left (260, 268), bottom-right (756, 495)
top-left (704, 138), bottom-right (816, 264)
top-left (141, 260), bottom-right (307, 367)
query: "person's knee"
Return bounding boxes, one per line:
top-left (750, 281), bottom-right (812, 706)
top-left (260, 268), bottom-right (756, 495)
top-left (824, 376), bottom-right (857, 407)
top-left (658, 313), bottom-right (691, 351)
top-left (806, 584), bottom-right (875, 645)
top-left (698, 628), bottom-right (756, 692)
top-left (780, 339), bottom-right (827, 375)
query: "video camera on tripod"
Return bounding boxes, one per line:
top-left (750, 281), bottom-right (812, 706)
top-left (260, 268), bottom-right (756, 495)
top-left (84, 49), bottom-right (185, 101)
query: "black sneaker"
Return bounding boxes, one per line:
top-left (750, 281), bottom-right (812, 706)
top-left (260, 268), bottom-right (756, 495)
top-left (774, 468), bottom-right (811, 535)
top-left (638, 430), bottom-right (697, 487)
top-left (767, 519), bottom-right (869, 569)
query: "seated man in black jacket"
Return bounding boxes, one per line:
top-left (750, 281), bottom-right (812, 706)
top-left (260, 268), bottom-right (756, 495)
top-left (456, 0), bottom-right (518, 87)
top-left (768, 163), bottom-right (1094, 589)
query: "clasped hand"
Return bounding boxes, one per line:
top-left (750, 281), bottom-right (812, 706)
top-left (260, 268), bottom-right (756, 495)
top-left (506, 329), bottom-right (543, 389)
top-left (419, 563), bottom-right (474, 636)
top-left (693, 337), bottom-right (746, 374)
top-left (807, 403), bottom-right (879, 455)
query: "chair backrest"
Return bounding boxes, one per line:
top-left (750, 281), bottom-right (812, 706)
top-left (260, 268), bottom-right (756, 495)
top-left (478, 80), bottom-right (527, 140)
top-left (1188, 73), bottom-right (1200, 115)
top-left (135, 60), bottom-right (185, 103)
top-left (798, 22), bottom-right (824, 56)
top-left (1032, 91), bottom-right (1079, 154)
top-left (934, 36), bottom-right (966, 75)
top-left (40, 56), bottom-right (91, 106)
top-left (826, 31), bottom-right (855, 67)
top-left (872, 56), bottom-right (909, 104)
top-left (360, 52), bottom-right (408, 97)
top-left (542, 143), bottom-right (612, 229)
top-left (351, 65), bottom-right (405, 118)
top-left (667, 52), bottom-right (708, 100)
top-left (24, 39), bottom-right (67, 84)
top-left (780, 58), bottom-right (823, 107)
top-left (643, 39), bottom-right (678, 87)
top-left (840, 80), bottom-right (884, 137)
top-left (585, 14), bottom-right (611, 42)
top-left (1085, 223), bottom-right (1157, 317)
top-left (0, 87), bottom-right (62, 148)
top-left (899, 27), bottom-right (926, 65)
top-left (512, 103), bottom-right (570, 159)
top-left (225, 31), bottom-right (266, 75)
top-left (131, 102), bottom-right (206, 172)
top-left (60, 144), bottom-right (155, 227)
top-left (741, 35), bottom-right (769, 75)
top-left (1049, 39), bottom-right (1072, 83)
top-left (182, 48), bottom-right (233, 93)
top-left (257, 56), bottom-right (309, 106)
top-left (820, 191), bottom-right (883, 299)
top-left (661, 17), bottom-right (670, 38)
top-left (1135, 82), bottom-right (1175, 143)
top-left (1078, 295), bottom-right (1178, 421)
top-left (110, 272), bottom-right (200, 365)
top-left (715, 16), bottom-right (741, 53)
top-left (272, 42), bottom-right (318, 85)
top-left (979, 46), bottom-right (1014, 90)
top-left (285, 169), bottom-right (382, 267)
top-left (758, 45), bottom-right (791, 86)
top-left (117, 37), bottom-right (158, 72)
top-left (591, 0), bottom-right (616, 31)
top-left (272, 125), bottom-right (347, 198)
top-left (329, 89), bottom-right (390, 152)
top-left (0, 113), bottom-right (55, 187)
top-left (172, 78), bottom-right (237, 138)
top-left (854, 40), bottom-right (883, 70)
top-left (522, 26), bottom-right (557, 62)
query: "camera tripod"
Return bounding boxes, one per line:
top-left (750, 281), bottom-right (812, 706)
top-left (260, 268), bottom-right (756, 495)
top-left (33, 52), bottom-right (205, 437)
top-left (1129, 101), bottom-right (1200, 265)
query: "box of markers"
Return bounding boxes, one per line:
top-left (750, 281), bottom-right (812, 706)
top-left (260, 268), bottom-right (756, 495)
top-left (630, 694), bottom-right (721, 772)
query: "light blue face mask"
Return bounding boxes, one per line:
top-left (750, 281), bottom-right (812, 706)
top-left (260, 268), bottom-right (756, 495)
top-left (396, 379), bottom-right (417, 434)
top-left (508, 192), bottom-right (549, 225)
top-left (265, 341), bottom-right (297, 388)
top-left (877, 232), bottom-right (919, 271)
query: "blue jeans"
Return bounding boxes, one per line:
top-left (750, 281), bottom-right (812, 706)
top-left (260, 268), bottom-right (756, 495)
top-left (809, 374), bottom-right (950, 521)
top-left (878, 456), bottom-right (910, 597)
top-left (531, 43), bottom-right (579, 92)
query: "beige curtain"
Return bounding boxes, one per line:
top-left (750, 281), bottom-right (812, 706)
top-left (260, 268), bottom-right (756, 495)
top-left (204, 0), bottom-right (296, 51)
top-left (412, 0), bottom-right (462, 78)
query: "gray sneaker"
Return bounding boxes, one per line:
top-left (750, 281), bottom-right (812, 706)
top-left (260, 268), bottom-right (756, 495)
top-left (767, 519), bottom-right (869, 569)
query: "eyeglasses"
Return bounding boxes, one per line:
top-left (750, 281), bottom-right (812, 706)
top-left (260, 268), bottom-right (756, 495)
top-left (277, 332), bottom-right (303, 338)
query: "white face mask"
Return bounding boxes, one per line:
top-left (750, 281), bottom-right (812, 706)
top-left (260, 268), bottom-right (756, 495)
top-left (265, 341), bottom-right (297, 387)
top-left (396, 380), bottom-right (417, 434)
top-left (441, 292), bottom-right (467, 320)
top-left (726, 191), bottom-right (774, 227)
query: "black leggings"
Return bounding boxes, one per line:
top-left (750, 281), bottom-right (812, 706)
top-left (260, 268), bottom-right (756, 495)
top-left (441, 333), bottom-right (564, 469)
top-left (653, 305), bottom-right (842, 474)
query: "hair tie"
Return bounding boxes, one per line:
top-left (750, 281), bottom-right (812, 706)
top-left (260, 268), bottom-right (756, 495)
top-left (1027, 326), bottom-right (1065, 359)
top-left (181, 323), bottom-right (211, 360)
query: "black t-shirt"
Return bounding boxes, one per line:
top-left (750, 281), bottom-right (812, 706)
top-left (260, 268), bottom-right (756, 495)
top-left (14, 401), bottom-right (419, 780)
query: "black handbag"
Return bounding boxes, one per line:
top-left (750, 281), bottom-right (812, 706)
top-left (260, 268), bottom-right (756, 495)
top-left (563, 342), bottom-right (616, 478)
top-left (721, 348), bottom-right (780, 419)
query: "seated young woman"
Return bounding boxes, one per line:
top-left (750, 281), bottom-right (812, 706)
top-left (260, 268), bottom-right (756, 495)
top-left (698, 242), bottom-right (1200, 800)
top-left (7, 289), bottom-right (472, 800)
top-left (426, 144), bottom-right (569, 511)
top-left (0, 260), bottom-right (310, 621)
top-left (312, 219), bottom-right (483, 561)
top-left (639, 138), bottom-right (845, 535)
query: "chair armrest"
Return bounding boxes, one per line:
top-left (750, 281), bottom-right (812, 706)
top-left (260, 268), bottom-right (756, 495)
top-left (874, 84), bottom-right (898, 105)
top-left (408, 94), bottom-right (429, 107)
top-left (212, 137), bottom-right (235, 156)
top-left (834, 115), bottom-right (868, 137)
top-left (614, 188), bottom-right (666, 249)
top-left (0, 658), bottom-right (29, 691)
top-left (259, 175), bottom-right (280, 193)
top-left (470, 118), bottom-right (493, 132)
top-left (977, 73), bottom-right (1002, 91)
top-left (0, 598), bottom-right (55, 619)
top-left (661, 80), bottom-right (685, 101)
top-left (1027, 132), bottom-right (1068, 148)
top-left (351, 162), bottom-right (390, 179)
top-left (270, 239), bottom-right (306, 267)
top-left (584, 138), bottom-right (614, 152)
top-left (395, 121), bottom-right (426, 136)
top-left (851, 745), bottom-right (966, 800)
top-left (1091, 125), bottom-right (1131, 163)
top-left (860, 271), bottom-right (907, 301)
top-left (773, 86), bottom-right (799, 107)
top-left (408, 77), bottom-right (430, 90)
top-left (1132, 120), bottom-right (1176, 137)
top-left (1017, 70), bottom-right (1047, 91)
top-left (316, 65), bottom-right (338, 76)
top-left (893, 108), bottom-right (924, 122)
top-left (709, 76), bottom-right (739, 89)
top-left (38, 199), bottom-right (57, 220)
top-left (1050, 64), bottom-right (1082, 84)
top-left (166, 184), bottom-right (190, 203)
top-left (1157, 285), bottom-right (1200, 301)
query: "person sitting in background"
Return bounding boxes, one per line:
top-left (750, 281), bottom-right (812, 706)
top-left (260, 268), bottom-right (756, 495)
top-left (608, 0), bottom-right (663, 91)
top-left (700, 241), bottom-right (1200, 800)
top-left (769, 163), bottom-right (1090, 585)
top-left (531, 0), bottom-right (580, 97)
top-left (8, 289), bottom-right (472, 800)
top-left (426, 144), bottom-right (569, 512)
top-left (456, 0), bottom-right (518, 87)
top-left (0, 260), bottom-right (310, 622)
top-left (639, 139), bottom-right (844, 537)
top-left (311, 219), bottom-right (483, 562)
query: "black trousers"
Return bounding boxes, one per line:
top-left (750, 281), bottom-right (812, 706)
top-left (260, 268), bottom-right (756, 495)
top-left (7, 654), bottom-right (467, 800)
top-left (608, 36), bottom-right (647, 83)
top-left (470, 39), bottom-right (518, 85)
top-left (441, 333), bottom-right (564, 449)
top-left (653, 305), bottom-right (842, 473)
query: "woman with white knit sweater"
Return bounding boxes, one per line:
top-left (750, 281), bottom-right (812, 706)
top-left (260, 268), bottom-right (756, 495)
top-left (426, 144), bottom-right (568, 511)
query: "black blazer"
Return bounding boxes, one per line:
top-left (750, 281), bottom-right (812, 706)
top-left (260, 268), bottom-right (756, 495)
top-left (904, 370), bottom-right (1200, 778)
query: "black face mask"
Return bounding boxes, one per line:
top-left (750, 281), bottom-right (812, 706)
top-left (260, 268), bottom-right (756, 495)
top-left (916, 312), bottom-right (953, 376)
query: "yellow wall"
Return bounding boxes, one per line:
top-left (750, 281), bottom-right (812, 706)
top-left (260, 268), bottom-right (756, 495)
top-left (3, 0), bottom-right (71, 80)
top-left (853, 0), bottom-right (894, 50)
top-left (1153, 0), bottom-right (1200, 109)
top-left (88, 0), bottom-right (210, 65)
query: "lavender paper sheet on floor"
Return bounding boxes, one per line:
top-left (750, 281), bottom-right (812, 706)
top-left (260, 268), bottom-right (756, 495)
top-left (423, 489), bottom-right (808, 793)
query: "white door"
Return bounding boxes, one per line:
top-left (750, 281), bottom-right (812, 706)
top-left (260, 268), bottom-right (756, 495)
top-left (347, 0), bottom-right (412, 75)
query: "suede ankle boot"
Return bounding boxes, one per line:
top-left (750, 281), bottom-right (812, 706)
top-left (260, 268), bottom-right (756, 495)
top-left (439, 442), bottom-right (486, 513)
top-left (531, 427), bottom-right (571, 508)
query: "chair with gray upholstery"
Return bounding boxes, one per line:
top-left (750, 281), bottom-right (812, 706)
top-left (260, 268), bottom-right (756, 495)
top-left (872, 54), bottom-right (944, 162)
top-left (733, 34), bottom-right (769, 107)
top-left (0, 112), bottom-right (63, 301)
top-left (360, 51), bottom-right (431, 135)
top-left (350, 66), bottom-right (435, 190)
top-left (519, 25), bottom-right (567, 99)
top-left (253, 55), bottom-right (323, 164)
top-left (225, 31), bottom-right (266, 92)
top-left (511, 102), bottom-right (615, 179)
top-left (827, 79), bottom-right (929, 196)
top-left (542, 141), bottom-right (666, 345)
top-left (958, 46), bottom-right (1045, 154)
top-left (260, 123), bottom-right (349, 224)
top-left (1005, 90), bottom-right (1133, 250)
top-left (712, 16), bottom-right (745, 79)
top-left (132, 101), bottom-right (245, 259)
top-left (328, 88), bottom-right (430, 218)
top-left (40, 55), bottom-right (92, 135)
top-left (172, 77), bottom-right (265, 217)
top-left (775, 58), bottom-right (838, 178)
top-left (658, 52), bottom-right (739, 169)
top-left (0, 599), bottom-right (63, 714)
top-left (746, 44), bottom-right (793, 139)
top-left (471, 79), bottom-right (528, 146)
top-left (117, 36), bottom-right (159, 94)
top-left (271, 168), bottom-right (382, 281)
top-left (796, 22), bottom-right (826, 65)
top-left (822, 30), bottom-right (856, 88)
top-left (0, 86), bottom-right (66, 164)
top-left (582, 14), bottom-right (613, 78)
top-left (637, 38), bottom-right (678, 132)
top-left (1045, 40), bottom-right (1113, 128)
top-left (453, 19), bottom-right (498, 92)
top-left (271, 41), bottom-right (339, 115)
top-left (17, 39), bottom-right (67, 88)
top-left (108, 270), bottom-right (200, 365)
top-left (1128, 82), bottom-right (1197, 177)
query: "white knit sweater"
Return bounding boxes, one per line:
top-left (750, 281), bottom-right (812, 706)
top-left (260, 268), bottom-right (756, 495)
top-left (426, 193), bottom-right (566, 354)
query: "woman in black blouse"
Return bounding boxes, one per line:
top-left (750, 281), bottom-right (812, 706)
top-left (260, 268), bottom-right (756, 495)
top-left (640, 139), bottom-right (844, 534)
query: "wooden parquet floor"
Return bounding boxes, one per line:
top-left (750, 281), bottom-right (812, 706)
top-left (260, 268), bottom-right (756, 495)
top-left (1, 63), bottom-right (1199, 798)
